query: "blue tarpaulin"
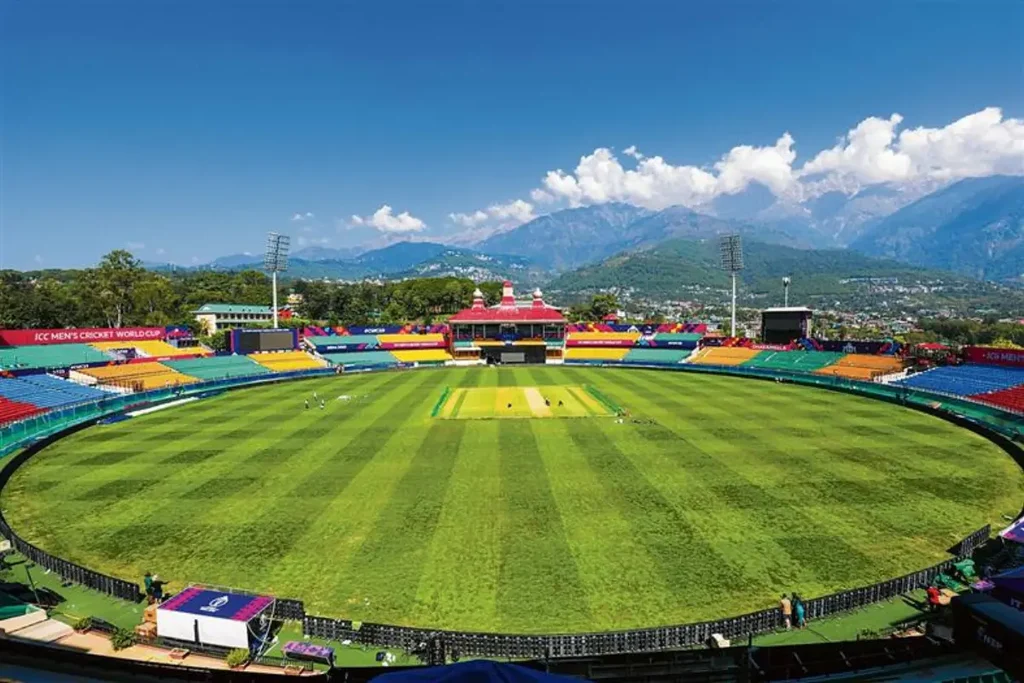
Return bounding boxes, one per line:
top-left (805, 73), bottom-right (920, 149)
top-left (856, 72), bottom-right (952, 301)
top-left (373, 660), bottom-right (586, 682)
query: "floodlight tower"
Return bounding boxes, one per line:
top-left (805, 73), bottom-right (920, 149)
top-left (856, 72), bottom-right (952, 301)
top-left (782, 276), bottom-right (791, 307)
top-left (264, 232), bottom-right (290, 328)
top-left (719, 234), bottom-right (744, 337)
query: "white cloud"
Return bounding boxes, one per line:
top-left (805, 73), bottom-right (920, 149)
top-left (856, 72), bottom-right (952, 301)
top-left (448, 199), bottom-right (536, 229)
top-left (33, 254), bottom-right (43, 264)
top-left (291, 211), bottom-right (315, 221)
top-left (155, 248), bottom-right (166, 256)
top-left (799, 107), bottom-right (1024, 195)
top-left (350, 205), bottom-right (426, 233)
top-left (530, 188), bottom-right (555, 203)
top-left (297, 235), bottom-right (331, 248)
top-left (449, 210), bottom-right (489, 227)
top-left (526, 107), bottom-right (1024, 211)
top-left (623, 145), bottom-right (644, 160)
top-left (126, 241), bottom-right (146, 251)
top-left (487, 199), bottom-right (535, 224)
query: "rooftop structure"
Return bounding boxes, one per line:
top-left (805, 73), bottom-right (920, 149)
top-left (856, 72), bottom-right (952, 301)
top-left (448, 281), bottom-right (566, 324)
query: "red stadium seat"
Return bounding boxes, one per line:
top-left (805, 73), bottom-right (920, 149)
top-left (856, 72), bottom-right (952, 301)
top-left (0, 396), bottom-right (43, 426)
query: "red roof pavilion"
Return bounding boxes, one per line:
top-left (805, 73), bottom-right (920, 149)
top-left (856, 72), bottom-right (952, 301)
top-left (448, 281), bottom-right (566, 324)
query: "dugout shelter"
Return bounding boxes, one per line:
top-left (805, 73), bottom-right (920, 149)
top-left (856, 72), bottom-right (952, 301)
top-left (156, 585), bottom-right (274, 649)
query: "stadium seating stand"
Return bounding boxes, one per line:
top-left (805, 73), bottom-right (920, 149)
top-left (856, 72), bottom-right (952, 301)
top-left (389, 349), bottom-right (453, 364)
top-left (742, 351), bottom-right (844, 372)
top-left (249, 351), bottom-right (326, 373)
top-left (621, 348), bottom-right (691, 365)
top-left (0, 375), bottom-right (106, 410)
top-left (974, 384), bottom-right (1024, 413)
top-left (688, 347), bottom-right (760, 366)
top-left (564, 347), bottom-right (631, 362)
top-left (894, 365), bottom-right (1024, 397)
top-left (0, 396), bottom-right (43, 425)
top-left (815, 354), bottom-right (903, 380)
top-left (78, 363), bottom-right (197, 391)
top-left (90, 340), bottom-right (210, 358)
top-left (0, 344), bottom-right (111, 371)
top-left (321, 351), bottom-right (399, 369)
top-left (164, 355), bottom-right (271, 381)
top-left (307, 334), bottom-right (380, 350)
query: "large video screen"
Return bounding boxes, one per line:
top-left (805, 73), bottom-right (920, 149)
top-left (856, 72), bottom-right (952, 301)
top-left (235, 329), bottom-right (295, 353)
top-left (762, 311), bottom-right (808, 344)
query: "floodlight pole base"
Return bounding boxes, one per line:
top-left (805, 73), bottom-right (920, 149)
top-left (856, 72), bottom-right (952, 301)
top-left (272, 271), bottom-right (279, 329)
top-left (731, 272), bottom-right (737, 338)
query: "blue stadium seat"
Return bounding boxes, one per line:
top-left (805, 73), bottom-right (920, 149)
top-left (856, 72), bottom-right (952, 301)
top-left (0, 374), bottom-right (107, 410)
top-left (894, 365), bottom-right (1024, 396)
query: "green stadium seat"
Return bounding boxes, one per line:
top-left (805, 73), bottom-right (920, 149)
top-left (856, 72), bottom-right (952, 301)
top-left (622, 348), bottom-right (691, 365)
top-left (0, 344), bottom-right (111, 371)
top-left (164, 355), bottom-right (271, 381)
top-left (741, 350), bottom-right (845, 372)
top-left (321, 351), bottom-right (398, 368)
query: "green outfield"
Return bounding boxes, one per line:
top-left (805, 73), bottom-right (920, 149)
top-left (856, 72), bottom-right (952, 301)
top-left (2, 366), bottom-right (1021, 635)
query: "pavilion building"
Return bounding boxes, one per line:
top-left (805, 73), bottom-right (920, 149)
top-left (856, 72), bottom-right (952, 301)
top-left (448, 281), bottom-right (566, 364)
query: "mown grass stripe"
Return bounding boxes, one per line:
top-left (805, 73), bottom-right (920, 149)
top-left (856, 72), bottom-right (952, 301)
top-left (450, 387), bottom-right (469, 419)
top-left (330, 420), bottom-right (465, 623)
top-left (496, 420), bottom-right (590, 632)
top-left (411, 419), bottom-right (501, 630)
top-left (561, 419), bottom-right (736, 605)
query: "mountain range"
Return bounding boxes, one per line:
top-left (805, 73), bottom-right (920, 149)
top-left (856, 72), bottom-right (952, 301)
top-left (852, 176), bottom-right (1024, 282)
top-left (160, 175), bottom-right (1024, 292)
top-left (148, 242), bottom-right (540, 284)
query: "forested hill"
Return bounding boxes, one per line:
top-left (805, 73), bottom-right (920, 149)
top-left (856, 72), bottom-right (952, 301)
top-left (545, 238), bottom-right (1023, 312)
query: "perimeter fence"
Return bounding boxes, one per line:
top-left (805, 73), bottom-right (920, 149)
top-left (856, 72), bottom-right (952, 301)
top-left (0, 362), bottom-right (1013, 658)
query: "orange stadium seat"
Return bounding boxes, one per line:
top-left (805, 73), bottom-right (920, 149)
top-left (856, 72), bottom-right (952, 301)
top-left (78, 362), bottom-right (197, 391)
top-left (815, 354), bottom-right (903, 380)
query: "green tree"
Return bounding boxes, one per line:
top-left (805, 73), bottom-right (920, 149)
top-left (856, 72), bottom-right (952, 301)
top-left (588, 293), bottom-right (618, 320)
top-left (91, 250), bottom-right (145, 327)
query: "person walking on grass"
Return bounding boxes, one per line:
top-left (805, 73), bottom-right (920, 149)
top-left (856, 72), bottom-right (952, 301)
top-left (793, 593), bottom-right (806, 629)
top-left (780, 594), bottom-right (792, 630)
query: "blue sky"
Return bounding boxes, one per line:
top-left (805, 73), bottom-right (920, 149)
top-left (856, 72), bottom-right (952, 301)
top-left (2, 0), bottom-right (1022, 269)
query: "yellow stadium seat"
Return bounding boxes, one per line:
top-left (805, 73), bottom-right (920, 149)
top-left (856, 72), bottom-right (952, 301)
top-left (688, 347), bottom-right (760, 366)
top-left (565, 332), bottom-right (640, 343)
top-left (564, 347), bottom-right (631, 361)
top-left (79, 362), bottom-right (197, 390)
top-left (249, 350), bottom-right (326, 372)
top-left (377, 333), bottom-right (446, 345)
top-left (91, 341), bottom-right (210, 358)
top-left (390, 349), bottom-right (453, 363)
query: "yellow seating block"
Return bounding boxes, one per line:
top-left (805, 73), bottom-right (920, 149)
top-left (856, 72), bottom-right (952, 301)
top-left (377, 333), bottom-right (446, 345)
top-left (389, 349), bottom-right (453, 363)
top-left (564, 347), bottom-right (631, 361)
top-left (79, 362), bottom-right (197, 390)
top-left (688, 347), bottom-right (760, 366)
top-left (91, 341), bottom-right (208, 357)
top-left (249, 351), bottom-right (326, 372)
top-left (565, 332), bottom-right (640, 343)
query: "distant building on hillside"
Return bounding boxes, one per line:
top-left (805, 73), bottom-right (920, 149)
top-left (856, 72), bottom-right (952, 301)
top-left (193, 303), bottom-right (292, 334)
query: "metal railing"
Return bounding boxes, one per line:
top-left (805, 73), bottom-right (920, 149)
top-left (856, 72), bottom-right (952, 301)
top-left (298, 526), bottom-right (988, 658)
